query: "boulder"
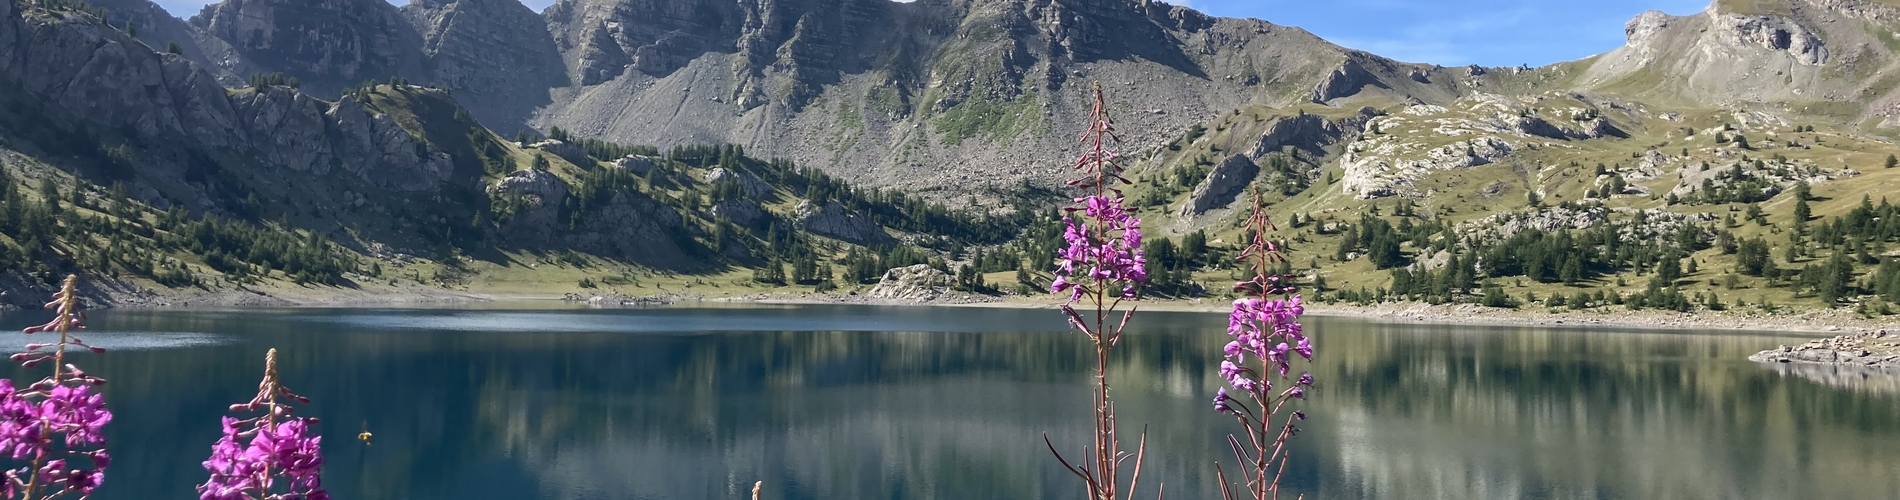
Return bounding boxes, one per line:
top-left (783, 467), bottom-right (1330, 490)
top-left (867, 265), bottom-right (952, 302)
top-left (1181, 155), bottom-right (1259, 217)
top-left (612, 155), bottom-right (659, 175)
top-left (487, 168), bottom-right (569, 242)
top-left (1578, 117), bottom-right (1627, 139)
top-left (796, 201), bottom-right (895, 246)
top-left (1508, 116), bottom-right (1569, 140)
top-left (704, 167), bottom-right (771, 197)
top-left (489, 168), bottom-right (568, 203)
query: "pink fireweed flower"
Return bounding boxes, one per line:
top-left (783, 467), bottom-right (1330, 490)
top-left (1209, 187), bottom-right (1313, 500)
top-left (5, 275), bottom-right (112, 500)
top-left (1042, 83), bottom-right (1157, 500)
top-left (1050, 194), bottom-right (1147, 303)
top-left (199, 349), bottom-right (328, 500)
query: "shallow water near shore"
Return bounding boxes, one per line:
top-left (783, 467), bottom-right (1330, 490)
top-left (4, 304), bottom-right (1897, 499)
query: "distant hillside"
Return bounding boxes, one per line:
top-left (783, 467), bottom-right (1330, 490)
top-left (3, 0), bottom-right (1900, 316)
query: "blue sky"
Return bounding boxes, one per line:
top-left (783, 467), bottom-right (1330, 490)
top-left (152, 0), bottom-right (1712, 67)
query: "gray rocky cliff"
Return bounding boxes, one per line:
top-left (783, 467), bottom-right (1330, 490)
top-left (529, 0), bottom-right (1466, 197)
top-left (1180, 154), bottom-right (1258, 218)
top-left (487, 169), bottom-right (693, 267)
top-left (709, 199), bottom-right (767, 227)
top-left (190, 0), bottom-right (425, 93)
top-left (565, 191), bottom-right (689, 265)
top-left (488, 168), bottom-right (569, 244)
top-left (795, 200), bottom-right (895, 247)
top-left (401, 0), bottom-right (566, 131)
top-left (85, 0), bottom-right (245, 78)
top-left (0, 6), bottom-right (475, 250)
top-left (704, 168), bottom-right (770, 198)
top-left (1245, 112), bottom-right (1352, 159)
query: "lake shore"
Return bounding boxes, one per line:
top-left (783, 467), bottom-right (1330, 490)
top-left (26, 278), bottom-right (1894, 337)
top-left (582, 290), bottom-right (1896, 336)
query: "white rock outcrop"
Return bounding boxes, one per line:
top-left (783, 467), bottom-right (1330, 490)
top-left (868, 265), bottom-right (953, 302)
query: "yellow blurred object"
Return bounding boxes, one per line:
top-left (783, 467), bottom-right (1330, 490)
top-left (358, 421), bottom-right (373, 446)
top-left (751, 481), bottom-right (761, 500)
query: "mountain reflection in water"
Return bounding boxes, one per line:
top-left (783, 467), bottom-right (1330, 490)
top-left (0, 305), bottom-right (1891, 500)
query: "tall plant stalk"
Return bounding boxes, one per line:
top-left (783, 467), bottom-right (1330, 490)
top-left (199, 349), bottom-right (328, 500)
top-left (1046, 83), bottom-right (1152, 500)
top-left (5, 275), bottom-right (112, 500)
top-left (1211, 187), bottom-right (1313, 500)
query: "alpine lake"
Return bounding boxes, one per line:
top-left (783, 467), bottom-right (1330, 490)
top-left (5, 303), bottom-right (1896, 500)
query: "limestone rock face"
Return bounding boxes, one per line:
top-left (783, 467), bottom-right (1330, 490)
top-left (0, 10), bottom-right (453, 192)
top-left (795, 200), bottom-right (894, 246)
top-left (612, 155), bottom-right (659, 175)
top-left (867, 264), bottom-right (952, 302)
top-left (565, 192), bottom-right (689, 266)
top-left (318, 94), bottom-right (458, 191)
top-left (1246, 113), bottom-right (1350, 159)
top-left (543, 0), bottom-right (742, 85)
top-left (1341, 135), bottom-right (1513, 199)
top-left (709, 199), bottom-right (767, 227)
top-left (400, 0), bottom-right (568, 130)
top-left (1181, 155), bottom-right (1258, 217)
top-left (1578, 117), bottom-right (1626, 139)
top-left (704, 168), bottom-right (770, 197)
top-left (525, 0), bottom-right (1471, 198)
top-left (86, 0), bottom-right (243, 74)
top-left (1625, 10), bottom-right (1671, 45)
top-left (1311, 57), bottom-right (1378, 103)
top-left (488, 168), bottom-right (570, 242)
top-left (190, 0), bottom-right (425, 90)
top-left (1710, 11), bottom-right (1826, 66)
top-left (486, 170), bottom-right (689, 266)
top-left (491, 168), bottom-right (569, 204)
top-left (1508, 116), bottom-right (1569, 140)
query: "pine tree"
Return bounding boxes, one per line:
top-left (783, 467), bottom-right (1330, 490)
top-left (1335, 224), bottom-right (1358, 261)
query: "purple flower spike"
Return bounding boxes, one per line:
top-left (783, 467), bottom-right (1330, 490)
top-left (3, 276), bottom-right (112, 499)
top-left (199, 349), bottom-right (328, 500)
top-left (1042, 83), bottom-right (1154, 500)
top-left (1209, 187), bottom-right (1314, 500)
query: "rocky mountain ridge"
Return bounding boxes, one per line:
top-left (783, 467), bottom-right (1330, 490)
top-left (80, 0), bottom-right (1900, 203)
top-left (86, 0), bottom-right (1513, 195)
top-left (7, 0), bottom-right (1900, 316)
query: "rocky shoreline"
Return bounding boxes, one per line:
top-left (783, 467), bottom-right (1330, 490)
top-left (1748, 330), bottom-right (1900, 368)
